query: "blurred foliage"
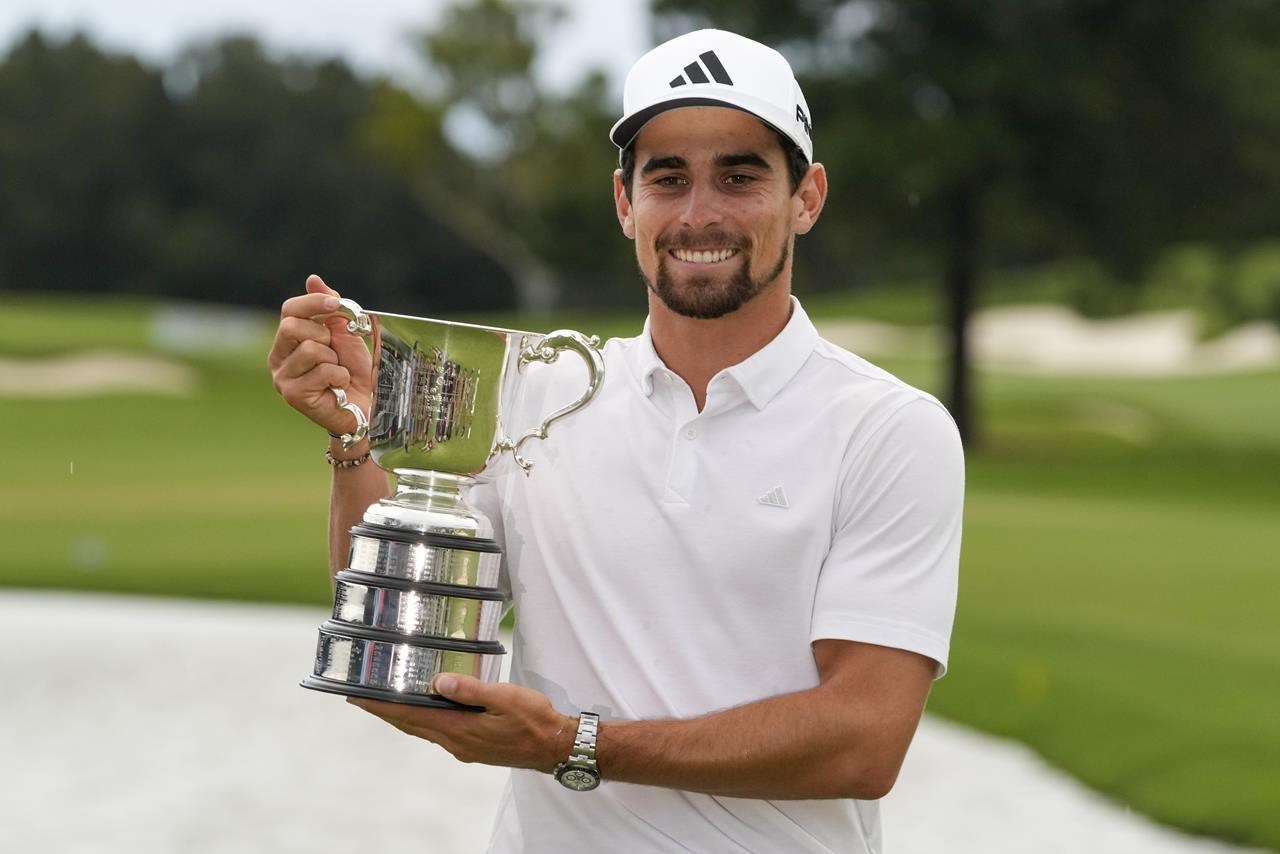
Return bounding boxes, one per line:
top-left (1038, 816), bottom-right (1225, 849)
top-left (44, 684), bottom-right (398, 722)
top-left (2, 0), bottom-right (1279, 431)
top-left (655, 0), bottom-right (1280, 281)
top-left (3, 0), bottom-right (1278, 322)
top-left (0, 31), bottom-right (516, 315)
top-left (0, 1), bottom-right (635, 316)
top-left (654, 0), bottom-right (1280, 440)
top-left (404, 0), bottom-right (637, 310)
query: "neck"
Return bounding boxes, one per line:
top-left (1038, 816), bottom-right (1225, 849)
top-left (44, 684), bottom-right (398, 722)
top-left (648, 281), bottom-right (793, 411)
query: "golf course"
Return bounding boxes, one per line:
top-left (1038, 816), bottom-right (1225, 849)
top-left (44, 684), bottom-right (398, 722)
top-left (1, 290), bottom-right (1277, 850)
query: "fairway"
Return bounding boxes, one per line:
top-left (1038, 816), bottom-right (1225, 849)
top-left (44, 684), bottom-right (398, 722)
top-left (2, 293), bottom-right (1278, 849)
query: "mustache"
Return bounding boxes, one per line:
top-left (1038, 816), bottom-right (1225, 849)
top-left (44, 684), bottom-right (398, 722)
top-left (656, 230), bottom-right (751, 251)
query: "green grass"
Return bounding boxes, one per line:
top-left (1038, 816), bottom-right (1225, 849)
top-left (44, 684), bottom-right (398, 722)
top-left (939, 465), bottom-right (1280, 847)
top-left (2, 292), bottom-right (1278, 849)
top-left (0, 358), bottom-right (336, 604)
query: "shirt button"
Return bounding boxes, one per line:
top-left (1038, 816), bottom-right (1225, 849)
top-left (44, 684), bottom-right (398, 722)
top-left (684, 427), bottom-right (698, 439)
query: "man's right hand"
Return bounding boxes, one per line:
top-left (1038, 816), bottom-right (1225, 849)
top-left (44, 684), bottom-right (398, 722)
top-left (267, 274), bottom-right (374, 438)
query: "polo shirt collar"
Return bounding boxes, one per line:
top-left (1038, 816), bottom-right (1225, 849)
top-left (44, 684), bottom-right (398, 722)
top-left (630, 296), bottom-right (820, 410)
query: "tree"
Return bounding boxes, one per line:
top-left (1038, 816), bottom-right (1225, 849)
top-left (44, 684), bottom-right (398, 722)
top-left (0, 30), bottom-right (519, 313)
top-left (169, 35), bottom-right (517, 313)
top-left (403, 0), bottom-right (637, 312)
top-left (653, 0), bottom-right (1280, 443)
top-left (0, 32), bottom-right (179, 295)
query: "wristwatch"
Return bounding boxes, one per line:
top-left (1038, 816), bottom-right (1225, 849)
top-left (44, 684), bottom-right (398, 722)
top-left (553, 712), bottom-right (601, 791)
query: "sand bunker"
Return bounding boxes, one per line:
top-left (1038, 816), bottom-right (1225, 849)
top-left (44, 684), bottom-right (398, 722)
top-left (819, 305), bottom-right (1280, 376)
top-left (0, 351), bottom-right (196, 397)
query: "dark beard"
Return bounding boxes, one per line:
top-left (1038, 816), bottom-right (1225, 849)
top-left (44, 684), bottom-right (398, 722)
top-left (642, 235), bottom-right (790, 320)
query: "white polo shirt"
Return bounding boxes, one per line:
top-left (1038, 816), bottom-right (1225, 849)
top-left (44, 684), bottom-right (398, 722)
top-left (473, 298), bottom-right (963, 853)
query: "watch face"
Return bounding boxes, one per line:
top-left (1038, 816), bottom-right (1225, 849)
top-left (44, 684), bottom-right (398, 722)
top-left (557, 767), bottom-right (600, 791)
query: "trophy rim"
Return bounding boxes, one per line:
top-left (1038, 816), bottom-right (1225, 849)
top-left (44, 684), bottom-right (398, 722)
top-left (363, 307), bottom-right (537, 339)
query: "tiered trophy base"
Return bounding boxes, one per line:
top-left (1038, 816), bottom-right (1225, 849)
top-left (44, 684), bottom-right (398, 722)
top-left (301, 486), bottom-right (508, 713)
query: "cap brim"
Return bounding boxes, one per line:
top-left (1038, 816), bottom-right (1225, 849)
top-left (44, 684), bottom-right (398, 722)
top-left (610, 97), bottom-right (763, 149)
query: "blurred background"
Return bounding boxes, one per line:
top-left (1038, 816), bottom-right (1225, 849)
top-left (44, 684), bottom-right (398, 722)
top-left (1, 0), bottom-right (1277, 850)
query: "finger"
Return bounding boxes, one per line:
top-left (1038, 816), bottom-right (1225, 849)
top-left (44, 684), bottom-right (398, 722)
top-left (278, 362), bottom-right (351, 398)
top-left (432, 674), bottom-right (499, 709)
top-left (274, 338), bottom-right (339, 381)
top-left (346, 699), bottom-right (426, 737)
top-left (281, 291), bottom-right (341, 321)
top-left (347, 697), bottom-right (459, 735)
top-left (306, 273), bottom-right (338, 297)
top-left (267, 316), bottom-right (331, 367)
top-left (347, 697), bottom-right (398, 716)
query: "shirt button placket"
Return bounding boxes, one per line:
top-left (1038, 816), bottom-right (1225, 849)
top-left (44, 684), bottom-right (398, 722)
top-left (665, 421), bottom-right (699, 503)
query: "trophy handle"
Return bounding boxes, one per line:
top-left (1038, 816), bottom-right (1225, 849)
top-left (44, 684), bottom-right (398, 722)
top-left (315, 298), bottom-right (374, 449)
top-left (330, 298), bottom-right (374, 337)
top-left (496, 330), bottom-right (604, 473)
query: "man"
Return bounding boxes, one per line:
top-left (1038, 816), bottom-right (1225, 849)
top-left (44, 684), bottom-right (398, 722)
top-left (269, 29), bottom-right (963, 853)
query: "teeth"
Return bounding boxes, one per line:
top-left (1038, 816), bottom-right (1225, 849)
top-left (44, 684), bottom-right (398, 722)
top-left (673, 248), bottom-right (737, 264)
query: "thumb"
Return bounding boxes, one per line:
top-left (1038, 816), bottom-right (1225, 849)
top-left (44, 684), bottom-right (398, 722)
top-left (306, 273), bottom-right (339, 297)
top-left (433, 673), bottom-right (492, 707)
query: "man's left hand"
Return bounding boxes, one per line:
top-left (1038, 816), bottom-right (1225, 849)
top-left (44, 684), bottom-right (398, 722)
top-left (347, 675), bottom-right (574, 772)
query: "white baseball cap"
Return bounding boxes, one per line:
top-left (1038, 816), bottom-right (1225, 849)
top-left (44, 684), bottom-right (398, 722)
top-left (610, 29), bottom-right (814, 163)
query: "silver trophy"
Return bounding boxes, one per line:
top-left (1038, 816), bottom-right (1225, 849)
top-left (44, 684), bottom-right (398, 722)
top-left (300, 298), bottom-right (605, 710)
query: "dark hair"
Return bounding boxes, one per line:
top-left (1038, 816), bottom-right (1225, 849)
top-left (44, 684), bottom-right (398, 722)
top-left (618, 125), bottom-right (810, 200)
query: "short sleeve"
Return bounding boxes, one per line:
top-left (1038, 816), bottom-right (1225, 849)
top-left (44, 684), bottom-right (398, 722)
top-left (810, 397), bottom-right (964, 678)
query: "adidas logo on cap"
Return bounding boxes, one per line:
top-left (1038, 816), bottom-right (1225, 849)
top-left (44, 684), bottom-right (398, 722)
top-left (669, 51), bottom-right (734, 88)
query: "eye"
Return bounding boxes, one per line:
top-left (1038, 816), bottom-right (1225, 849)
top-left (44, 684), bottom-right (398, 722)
top-left (654, 174), bottom-right (687, 187)
top-left (724, 173), bottom-right (755, 186)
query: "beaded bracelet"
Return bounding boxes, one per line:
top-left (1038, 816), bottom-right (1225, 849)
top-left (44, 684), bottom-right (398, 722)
top-left (325, 447), bottom-right (371, 469)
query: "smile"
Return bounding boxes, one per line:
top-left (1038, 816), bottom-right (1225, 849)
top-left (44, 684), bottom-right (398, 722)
top-left (670, 248), bottom-right (740, 264)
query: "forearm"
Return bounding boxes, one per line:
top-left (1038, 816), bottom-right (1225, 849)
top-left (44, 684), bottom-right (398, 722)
top-left (326, 438), bottom-right (390, 577)
top-left (595, 680), bottom-right (915, 801)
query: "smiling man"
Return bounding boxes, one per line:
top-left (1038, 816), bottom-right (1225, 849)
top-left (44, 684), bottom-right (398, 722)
top-left (269, 28), bottom-right (964, 854)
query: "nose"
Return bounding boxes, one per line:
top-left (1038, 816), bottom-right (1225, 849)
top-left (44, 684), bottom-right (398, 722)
top-left (679, 180), bottom-right (724, 230)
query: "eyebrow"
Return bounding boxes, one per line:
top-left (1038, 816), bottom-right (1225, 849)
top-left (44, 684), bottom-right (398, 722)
top-left (640, 152), bottom-right (774, 175)
top-left (640, 155), bottom-right (686, 175)
top-left (716, 152), bottom-right (773, 171)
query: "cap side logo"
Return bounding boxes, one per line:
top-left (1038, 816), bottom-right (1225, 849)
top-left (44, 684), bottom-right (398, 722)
top-left (669, 50), bottom-right (734, 88)
top-left (796, 105), bottom-right (812, 139)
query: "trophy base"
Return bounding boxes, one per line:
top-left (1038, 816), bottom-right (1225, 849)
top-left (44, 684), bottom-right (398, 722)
top-left (300, 675), bottom-right (486, 712)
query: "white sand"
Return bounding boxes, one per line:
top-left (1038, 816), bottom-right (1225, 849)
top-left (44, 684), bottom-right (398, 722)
top-left (819, 305), bottom-right (1280, 376)
top-left (0, 351), bottom-right (196, 397)
top-left (0, 591), bottom-right (1268, 854)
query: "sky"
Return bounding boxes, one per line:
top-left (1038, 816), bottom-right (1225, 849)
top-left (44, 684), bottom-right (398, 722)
top-left (0, 0), bottom-right (651, 94)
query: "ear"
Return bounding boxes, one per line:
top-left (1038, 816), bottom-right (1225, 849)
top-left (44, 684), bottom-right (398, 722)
top-left (791, 162), bottom-right (828, 236)
top-left (614, 169), bottom-right (636, 239)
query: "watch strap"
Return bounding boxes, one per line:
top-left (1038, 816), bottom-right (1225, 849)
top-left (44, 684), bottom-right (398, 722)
top-left (553, 712), bottom-right (600, 790)
top-left (570, 712), bottom-right (599, 765)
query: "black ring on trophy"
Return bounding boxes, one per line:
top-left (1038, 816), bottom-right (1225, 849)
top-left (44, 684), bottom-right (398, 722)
top-left (335, 568), bottom-right (508, 600)
top-left (349, 522), bottom-right (504, 553)
top-left (298, 676), bottom-right (488, 712)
